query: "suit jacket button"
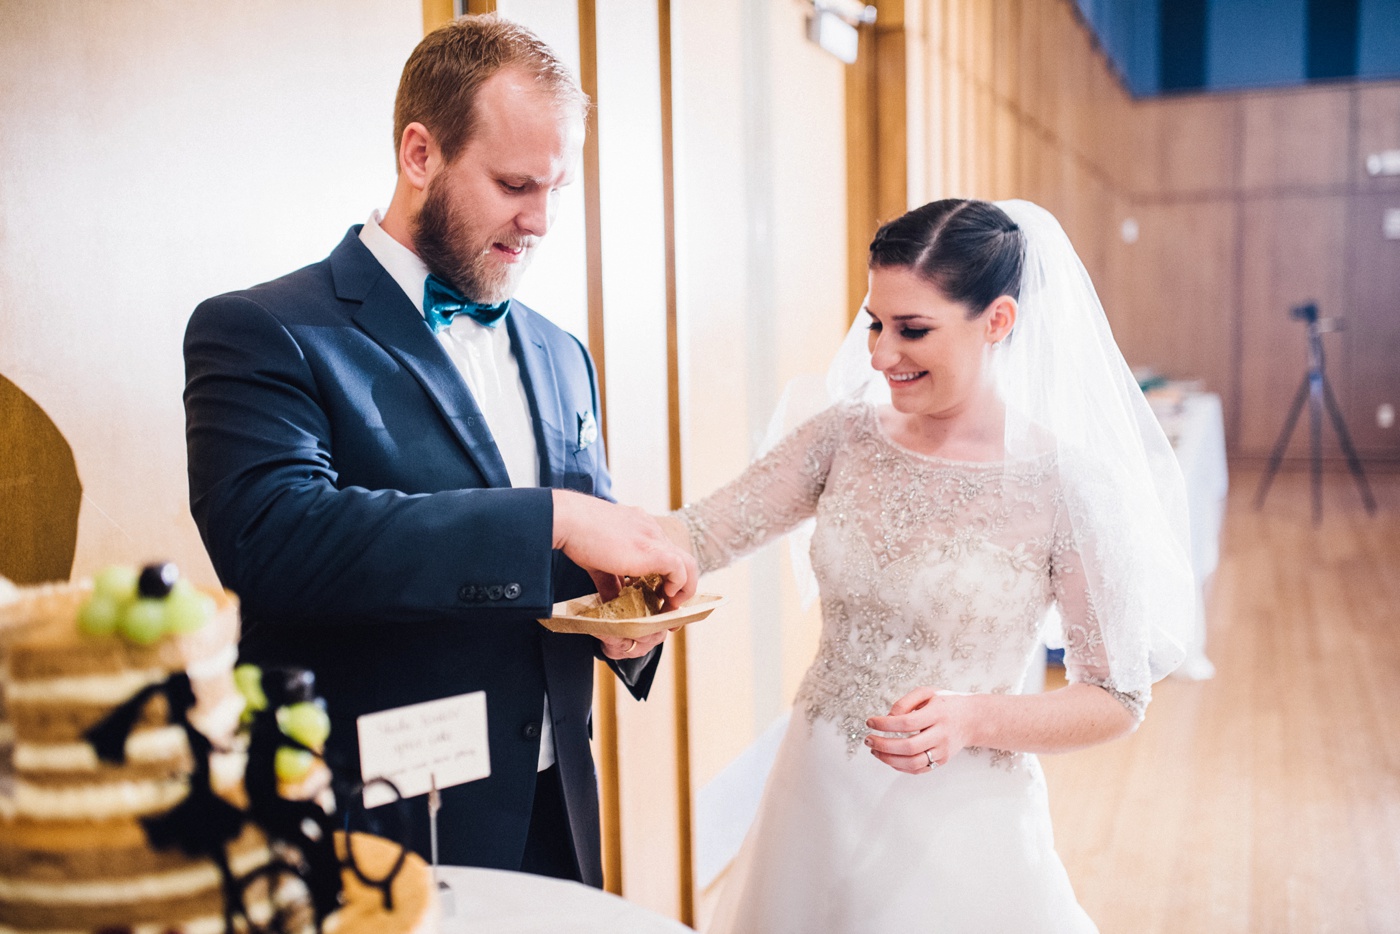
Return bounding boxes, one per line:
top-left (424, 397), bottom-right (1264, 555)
top-left (458, 585), bottom-right (476, 602)
top-left (504, 583), bottom-right (521, 600)
top-left (486, 585), bottom-right (504, 601)
top-left (522, 722), bottom-right (540, 739)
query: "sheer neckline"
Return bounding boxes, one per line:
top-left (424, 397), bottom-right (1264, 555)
top-left (863, 403), bottom-right (1013, 468)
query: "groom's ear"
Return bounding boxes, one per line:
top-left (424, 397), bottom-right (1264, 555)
top-left (398, 121), bottom-right (437, 191)
top-left (985, 295), bottom-right (1017, 344)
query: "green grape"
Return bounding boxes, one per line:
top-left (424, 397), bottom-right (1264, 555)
top-left (164, 583), bottom-right (213, 634)
top-left (78, 595), bottom-right (121, 637)
top-left (277, 702), bottom-right (331, 751)
top-left (119, 598), bottom-right (168, 646)
top-left (234, 664), bottom-right (268, 712)
top-left (275, 746), bottom-right (316, 783)
top-left (93, 565), bottom-right (139, 605)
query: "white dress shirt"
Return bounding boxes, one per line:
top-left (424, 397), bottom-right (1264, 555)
top-left (359, 212), bottom-right (556, 771)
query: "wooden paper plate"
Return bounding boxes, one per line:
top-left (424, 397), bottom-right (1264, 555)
top-left (538, 593), bottom-right (727, 639)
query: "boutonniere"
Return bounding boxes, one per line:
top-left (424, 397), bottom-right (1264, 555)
top-left (577, 410), bottom-right (598, 450)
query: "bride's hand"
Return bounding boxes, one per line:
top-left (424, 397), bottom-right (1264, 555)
top-left (864, 687), bottom-right (978, 773)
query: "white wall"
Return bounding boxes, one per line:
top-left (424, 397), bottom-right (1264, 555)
top-left (0, 0), bottom-right (422, 585)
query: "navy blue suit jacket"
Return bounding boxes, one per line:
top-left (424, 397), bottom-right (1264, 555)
top-left (183, 227), bottom-right (656, 886)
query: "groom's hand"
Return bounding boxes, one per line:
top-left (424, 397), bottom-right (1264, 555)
top-left (587, 569), bottom-right (623, 603)
top-left (552, 490), bottom-right (698, 609)
top-left (596, 629), bottom-right (668, 660)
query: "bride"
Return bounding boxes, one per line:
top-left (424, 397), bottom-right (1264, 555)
top-left (662, 199), bottom-right (1194, 932)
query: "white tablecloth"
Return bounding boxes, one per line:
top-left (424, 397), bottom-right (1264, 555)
top-left (1154, 391), bottom-right (1228, 679)
top-left (435, 866), bottom-right (693, 933)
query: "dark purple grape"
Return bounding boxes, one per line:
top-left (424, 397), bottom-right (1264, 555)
top-left (137, 562), bottom-right (179, 599)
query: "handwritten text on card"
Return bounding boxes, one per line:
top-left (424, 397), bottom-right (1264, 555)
top-left (356, 691), bottom-right (490, 809)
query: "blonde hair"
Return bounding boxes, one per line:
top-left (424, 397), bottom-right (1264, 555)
top-left (392, 14), bottom-right (587, 167)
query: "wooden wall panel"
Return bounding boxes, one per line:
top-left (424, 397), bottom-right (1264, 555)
top-left (945, 64), bottom-right (969, 194)
top-left (1129, 103), bottom-right (1162, 199)
top-left (904, 1), bottom-right (929, 207)
top-left (874, 7), bottom-right (910, 219)
top-left (992, 101), bottom-right (1021, 200)
top-left (1057, 13), bottom-right (1093, 164)
top-left (1355, 83), bottom-right (1400, 194)
top-left (967, 0), bottom-right (994, 91)
top-left (944, 0), bottom-right (968, 71)
top-left (990, 0), bottom-right (1022, 107)
top-left (1015, 0), bottom-right (1044, 131)
top-left (1019, 122), bottom-right (1052, 205)
top-left (1075, 172), bottom-right (1115, 286)
top-left (1085, 60), bottom-right (1128, 189)
top-left (1097, 191), bottom-right (1135, 324)
top-left (1240, 89), bottom-right (1353, 192)
top-left (1344, 193), bottom-right (1400, 455)
top-left (1237, 197), bottom-right (1350, 456)
top-left (1153, 96), bottom-right (1241, 198)
top-left (970, 83), bottom-right (997, 196)
top-left (1112, 202), bottom-right (1239, 408)
top-left (924, 44), bottom-right (948, 199)
top-left (1034, 0), bottom-right (1066, 144)
top-left (920, 45), bottom-right (948, 201)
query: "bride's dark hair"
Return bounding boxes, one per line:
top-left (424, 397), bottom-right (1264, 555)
top-left (869, 199), bottom-right (1024, 316)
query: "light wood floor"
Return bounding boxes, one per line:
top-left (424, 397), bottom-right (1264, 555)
top-left (1043, 467), bottom-right (1400, 933)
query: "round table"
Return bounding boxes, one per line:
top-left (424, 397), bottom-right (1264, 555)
top-left (435, 866), bottom-right (694, 933)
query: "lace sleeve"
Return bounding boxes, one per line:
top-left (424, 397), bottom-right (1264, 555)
top-left (1049, 514), bottom-right (1150, 723)
top-left (676, 404), bottom-right (845, 573)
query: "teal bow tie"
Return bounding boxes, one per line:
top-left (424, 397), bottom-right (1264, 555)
top-left (422, 274), bottom-right (510, 333)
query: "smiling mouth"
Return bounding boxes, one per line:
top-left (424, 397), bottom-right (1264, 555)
top-left (886, 371), bottom-right (927, 384)
top-left (492, 243), bottom-right (525, 259)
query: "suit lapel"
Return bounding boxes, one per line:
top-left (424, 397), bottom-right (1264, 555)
top-left (507, 305), bottom-right (567, 488)
top-left (331, 233), bottom-right (512, 488)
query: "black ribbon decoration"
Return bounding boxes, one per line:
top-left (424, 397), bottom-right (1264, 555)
top-left (339, 776), bottom-right (412, 912)
top-left (233, 857), bottom-right (322, 934)
top-left (82, 666), bottom-right (417, 932)
top-left (243, 701), bottom-right (343, 925)
top-left (84, 672), bottom-right (248, 933)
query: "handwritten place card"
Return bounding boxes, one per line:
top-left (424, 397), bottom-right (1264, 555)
top-left (356, 691), bottom-right (491, 809)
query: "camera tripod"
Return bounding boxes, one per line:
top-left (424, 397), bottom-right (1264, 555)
top-left (1254, 304), bottom-right (1377, 524)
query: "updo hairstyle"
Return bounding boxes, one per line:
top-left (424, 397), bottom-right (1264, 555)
top-left (868, 199), bottom-right (1025, 317)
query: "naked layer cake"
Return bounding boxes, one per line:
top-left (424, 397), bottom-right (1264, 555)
top-left (0, 571), bottom-right (436, 934)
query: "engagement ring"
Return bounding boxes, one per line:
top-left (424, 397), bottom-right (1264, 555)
top-left (925, 750), bottom-right (937, 768)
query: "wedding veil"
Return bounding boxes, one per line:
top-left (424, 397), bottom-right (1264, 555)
top-left (801, 199), bottom-right (1195, 697)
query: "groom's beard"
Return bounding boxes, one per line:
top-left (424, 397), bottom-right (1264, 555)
top-left (412, 176), bottom-right (535, 305)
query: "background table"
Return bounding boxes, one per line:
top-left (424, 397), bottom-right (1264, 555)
top-left (1152, 389), bottom-right (1228, 679)
top-left (436, 866), bottom-right (693, 933)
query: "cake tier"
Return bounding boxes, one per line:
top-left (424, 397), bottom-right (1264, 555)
top-left (0, 830), bottom-right (438, 934)
top-left (2, 586), bottom-right (241, 746)
top-left (0, 821), bottom-right (272, 931)
top-left (334, 833), bottom-right (439, 934)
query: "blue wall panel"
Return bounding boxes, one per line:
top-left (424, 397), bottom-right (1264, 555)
top-left (1131, 0), bottom-right (1164, 95)
top-left (1358, 0), bottom-right (1400, 76)
top-left (1206, 0), bottom-right (1308, 90)
top-left (1074, 0), bottom-right (1397, 98)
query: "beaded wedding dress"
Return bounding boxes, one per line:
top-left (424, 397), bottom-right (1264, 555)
top-left (682, 401), bottom-right (1115, 934)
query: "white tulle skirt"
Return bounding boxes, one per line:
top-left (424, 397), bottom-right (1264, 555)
top-left (705, 720), bottom-right (1097, 934)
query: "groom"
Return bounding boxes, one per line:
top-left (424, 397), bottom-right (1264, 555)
top-left (183, 16), bottom-right (694, 887)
